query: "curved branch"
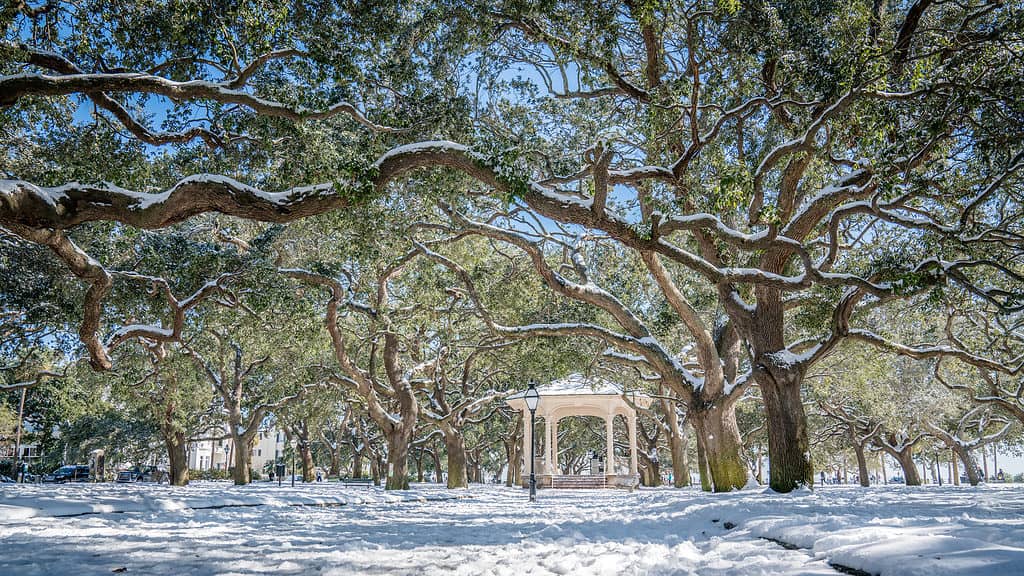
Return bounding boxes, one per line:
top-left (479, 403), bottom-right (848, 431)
top-left (0, 69), bottom-right (399, 132)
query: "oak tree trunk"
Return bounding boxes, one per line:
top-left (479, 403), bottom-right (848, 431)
top-left (443, 430), bottom-right (469, 489)
top-left (756, 368), bottom-right (813, 492)
top-left (690, 404), bottom-right (747, 492)
top-left (385, 428), bottom-right (412, 490)
top-left (431, 449), bottom-right (444, 484)
top-left (640, 454), bottom-right (661, 487)
top-left (370, 455), bottom-right (381, 486)
top-left (850, 432), bottom-right (870, 487)
top-left (504, 438), bottom-right (522, 487)
top-left (665, 409), bottom-right (690, 488)
top-left (300, 443), bottom-right (314, 482)
top-left (695, 428), bottom-right (712, 491)
top-left (166, 430), bottom-right (189, 486)
top-left (232, 434), bottom-right (252, 485)
top-left (328, 445), bottom-right (341, 478)
top-left (954, 446), bottom-right (981, 486)
top-left (891, 449), bottom-right (922, 486)
top-left (351, 449), bottom-right (363, 478)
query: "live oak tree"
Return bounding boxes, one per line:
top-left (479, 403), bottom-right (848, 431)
top-left (284, 249), bottom-right (438, 491)
top-left (113, 347), bottom-right (217, 486)
top-left (317, 399), bottom-right (356, 478)
top-left (416, 340), bottom-right (510, 489)
top-left (419, 215), bottom-right (751, 490)
top-left (182, 313), bottom-right (319, 485)
top-left (3, 1), bottom-right (1023, 493)
top-left (278, 394), bottom-right (338, 483)
top-left (921, 405), bottom-right (1014, 486)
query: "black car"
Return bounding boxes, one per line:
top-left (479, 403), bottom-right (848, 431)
top-left (116, 466), bottom-right (169, 483)
top-left (42, 465), bottom-right (92, 483)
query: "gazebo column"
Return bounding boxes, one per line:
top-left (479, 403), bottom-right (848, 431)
top-left (552, 418), bottom-right (560, 474)
top-left (545, 416), bottom-right (554, 474)
top-left (628, 413), bottom-right (639, 476)
top-left (605, 414), bottom-right (615, 474)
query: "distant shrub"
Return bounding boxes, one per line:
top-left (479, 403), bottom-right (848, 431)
top-left (190, 468), bottom-right (231, 481)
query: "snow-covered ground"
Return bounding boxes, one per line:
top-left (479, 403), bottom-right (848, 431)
top-left (1, 482), bottom-right (1022, 575)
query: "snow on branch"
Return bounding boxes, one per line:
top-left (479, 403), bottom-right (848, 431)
top-left (1, 46), bottom-right (400, 133)
top-left (13, 44), bottom-right (228, 148)
top-left (106, 271), bottom-right (238, 352)
top-left (848, 328), bottom-right (1024, 375)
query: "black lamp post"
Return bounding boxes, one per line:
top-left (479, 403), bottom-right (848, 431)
top-left (524, 380), bottom-right (540, 502)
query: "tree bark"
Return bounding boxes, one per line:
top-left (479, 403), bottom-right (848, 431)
top-left (850, 431), bottom-right (870, 487)
top-left (664, 403), bottom-right (690, 487)
top-left (443, 428), bottom-right (469, 489)
top-left (504, 436), bottom-right (520, 487)
top-left (300, 442), bottom-right (314, 482)
top-left (370, 453), bottom-right (381, 486)
top-left (690, 404), bottom-right (747, 492)
top-left (695, 427), bottom-right (711, 492)
top-left (352, 449), bottom-right (363, 478)
top-left (756, 367), bottom-right (813, 491)
top-left (639, 453), bottom-right (661, 487)
top-left (166, 430), bottom-right (189, 486)
top-left (467, 448), bottom-right (482, 483)
top-left (503, 417), bottom-right (523, 487)
top-left (385, 428), bottom-right (412, 490)
top-left (328, 447), bottom-right (341, 478)
top-left (923, 423), bottom-right (983, 486)
top-left (954, 446), bottom-right (982, 486)
top-left (414, 450), bottom-right (425, 483)
top-left (888, 448), bottom-right (922, 486)
top-left (231, 432), bottom-right (253, 485)
top-left (430, 448), bottom-right (444, 484)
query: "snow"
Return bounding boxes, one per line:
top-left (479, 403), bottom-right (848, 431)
top-left (1, 483), bottom-right (1022, 575)
top-left (507, 373), bottom-right (623, 398)
top-left (0, 179), bottom-right (67, 207)
top-left (765, 348), bottom-right (816, 368)
top-left (373, 140), bottom-right (469, 169)
top-left (0, 481), bottom-right (450, 521)
top-left (0, 176), bottom-right (336, 212)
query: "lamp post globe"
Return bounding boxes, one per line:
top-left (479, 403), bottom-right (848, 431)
top-left (524, 381), bottom-right (540, 502)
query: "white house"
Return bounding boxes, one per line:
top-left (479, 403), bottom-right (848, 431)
top-left (187, 428), bottom-right (286, 475)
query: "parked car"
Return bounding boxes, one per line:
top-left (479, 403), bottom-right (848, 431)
top-left (42, 465), bottom-right (92, 483)
top-left (116, 466), bottom-right (169, 484)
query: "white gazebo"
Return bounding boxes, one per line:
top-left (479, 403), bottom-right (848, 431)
top-left (507, 373), bottom-right (651, 489)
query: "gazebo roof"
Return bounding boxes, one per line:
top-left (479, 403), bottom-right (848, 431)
top-left (507, 373), bottom-right (623, 399)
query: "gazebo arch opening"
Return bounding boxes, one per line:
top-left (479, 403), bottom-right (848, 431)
top-left (555, 415), bottom-right (606, 475)
top-left (508, 373), bottom-right (650, 489)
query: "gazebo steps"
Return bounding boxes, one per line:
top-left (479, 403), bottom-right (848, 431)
top-left (550, 475), bottom-right (607, 489)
